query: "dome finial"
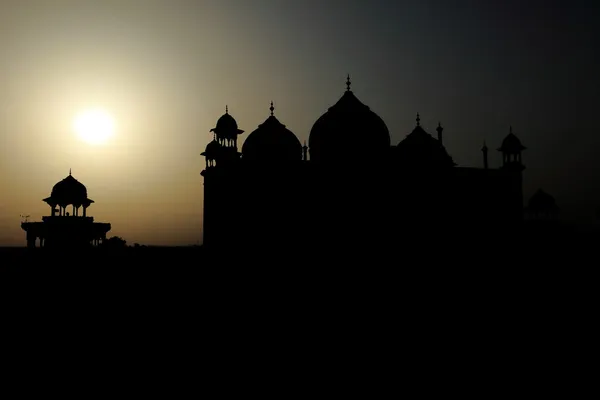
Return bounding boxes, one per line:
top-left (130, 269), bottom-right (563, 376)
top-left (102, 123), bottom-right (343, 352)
top-left (270, 101), bottom-right (274, 116)
top-left (69, 168), bottom-right (72, 176)
top-left (225, 105), bottom-right (228, 114)
top-left (510, 125), bottom-right (513, 134)
top-left (416, 112), bottom-right (421, 126)
top-left (346, 74), bottom-right (351, 92)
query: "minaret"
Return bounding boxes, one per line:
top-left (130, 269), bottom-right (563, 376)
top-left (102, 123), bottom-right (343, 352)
top-left (436, 122), bottom-right (443, 144)
top-left (482, 141), bottom-right (488, 169)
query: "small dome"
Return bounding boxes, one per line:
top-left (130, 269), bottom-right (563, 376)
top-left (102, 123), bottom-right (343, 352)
top-left (242, 103), bottom-right (302, 162)
top-left (309, 76), bottom-right (390, 162)
top-left (201, 139), bottom-right (222, 160)
top-left (498, 127), bottom-right (526, 153)
top-left (210, 106), bottom-right (244, 139)
top-left (528, 189), bottom-right (558, 212)
top-left (395, 116), bottom-right (455, 169)
top-left (44, 172), bottom-right (94, 206)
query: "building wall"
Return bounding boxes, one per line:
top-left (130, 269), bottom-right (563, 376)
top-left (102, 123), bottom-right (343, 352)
top-left (202, 162), bottom-right (524, 252)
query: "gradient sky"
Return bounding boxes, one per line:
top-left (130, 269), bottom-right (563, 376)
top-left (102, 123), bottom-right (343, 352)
top-left (0, 0), bottom-right (598, 246)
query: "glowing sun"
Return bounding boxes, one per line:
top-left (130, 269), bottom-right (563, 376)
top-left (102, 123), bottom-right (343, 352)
top-left (73, 108), bottom-right (115, 145)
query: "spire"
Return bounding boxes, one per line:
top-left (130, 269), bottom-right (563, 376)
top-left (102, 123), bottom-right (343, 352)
top-left (416, 113), bottom-right (420, 127)
top-left (225, 105), bottom-right (228, 114)
top-left (482, 140), bottom-right (488, 150)
top-left (346, 74), bottom-right (351, 92)
top-left (436, 121), bottom-right (443, 143)
top-left (269, 101), bottom-right (274, 116)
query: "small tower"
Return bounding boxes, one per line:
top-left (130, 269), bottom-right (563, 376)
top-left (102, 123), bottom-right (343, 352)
top-left (481, 141), bottom-right (489, 169)
top-left (497, 126), bottom-right (526, 170)
top-left (497, 126), bottom-right (526, 224)
top-left (436, 122), bottom-right (443, 144)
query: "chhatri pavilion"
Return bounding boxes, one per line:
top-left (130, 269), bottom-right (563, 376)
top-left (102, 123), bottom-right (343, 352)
top-left (21, 170), bottom-right (111, 248)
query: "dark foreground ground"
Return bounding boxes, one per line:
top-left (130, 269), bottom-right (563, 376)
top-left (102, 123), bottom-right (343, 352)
top-left (0, 232), bottom-right (593, 395)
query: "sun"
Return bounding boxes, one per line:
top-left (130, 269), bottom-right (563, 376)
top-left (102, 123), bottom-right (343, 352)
top-left (73, 108), bottom-right (116, 145)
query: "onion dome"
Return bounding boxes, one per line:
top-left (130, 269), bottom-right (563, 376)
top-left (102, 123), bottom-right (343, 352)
top-left (394, 114), bottom-right (456, 168)
top-left (43, 170), bottom-right (94, 207)
top-left (308, 75), bottom-right (390, 162)
top-left (210, 105), bottom-right (244, 141)
top-left (241, 102), bottom-right (302, 161)
top-left (498, 126), bottom-right (526, 153)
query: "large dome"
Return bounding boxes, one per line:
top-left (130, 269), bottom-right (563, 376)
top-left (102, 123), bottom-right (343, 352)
top-left (394, 116), bottom-right (455, 169)
top-left (308, 77), bottom-right (390, 162)
top-left (242, 102), bottom-right (302, 162)
top-left (44, 171), bottom-right (94, 206)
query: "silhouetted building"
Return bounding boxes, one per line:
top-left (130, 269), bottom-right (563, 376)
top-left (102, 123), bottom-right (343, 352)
top-left (201, 76), bottom-right (527, 251)
top-left (21, 171), bottom-right (111, 248)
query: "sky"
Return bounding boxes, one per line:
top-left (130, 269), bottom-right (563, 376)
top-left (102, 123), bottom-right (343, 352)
top-left (0, 0), bottom-right (598, 246)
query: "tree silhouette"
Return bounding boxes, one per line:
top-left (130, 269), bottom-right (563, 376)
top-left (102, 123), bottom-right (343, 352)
top-left (103, 236), bottom-right (127, 248)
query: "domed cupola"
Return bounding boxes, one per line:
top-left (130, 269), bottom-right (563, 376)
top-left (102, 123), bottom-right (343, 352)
top-left (201, 138), bottom-right (222, 168)
top-left (43, 170), bottom-right (95, 216)
top-left (497, 126), bottom-right (526, 169)
top-left (210, 105), bottom-right (244, 149)
top-left (498, 127), bottom-right (526, 153)
top-left (308, 75), bottom-right (390, 162)
top-left (526, 189), bottom-right (559, 220)
top-left (45, 170), bottom-right (93, 207)
top-left (241, 102), bottom-right (302, 162)
top-left (394, 114), bottom-right (456, 169)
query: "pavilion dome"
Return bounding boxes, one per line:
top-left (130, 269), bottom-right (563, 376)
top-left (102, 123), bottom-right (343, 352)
top-left (394, 115), bottom-right (456, 169)
top-left (44, 171), bottom-right (94, 206)
top-left (308, 76), bottom-right (390, 162)
top-left (498, 127), bottom-right (526, 153)
top-left (210, 106), bottom-right (244, 139)
top-left (201, 139), bottom-right (222, 160)
top-left (241, 102), bottom-right (302, 162)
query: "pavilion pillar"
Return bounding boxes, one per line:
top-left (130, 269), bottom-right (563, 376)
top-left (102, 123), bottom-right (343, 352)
top-left (26, 231), bottom-right (36, 248)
